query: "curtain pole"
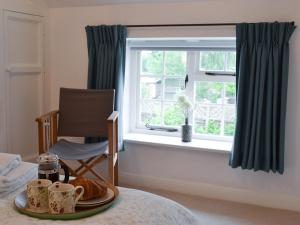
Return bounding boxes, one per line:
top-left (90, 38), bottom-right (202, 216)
top-left (126, 23), bottom-right (237, 28)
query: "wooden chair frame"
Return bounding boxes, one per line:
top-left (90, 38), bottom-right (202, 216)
top-left (36, 110), bottom-right (119, 186)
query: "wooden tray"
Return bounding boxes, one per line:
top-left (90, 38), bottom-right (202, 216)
top-left (14, 185), bottom-right (119, 220)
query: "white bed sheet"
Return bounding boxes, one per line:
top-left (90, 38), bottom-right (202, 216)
top-left (0, 187), bottom-right (199, 225)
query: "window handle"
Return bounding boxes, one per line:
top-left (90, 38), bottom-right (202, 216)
top-left (184, 74), bottom-right (189, 89)
top-left (205, 72), bottom-right (236, 76)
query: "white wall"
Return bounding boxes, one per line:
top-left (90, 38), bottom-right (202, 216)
top-left (48, 0), bottom-right (300, 211)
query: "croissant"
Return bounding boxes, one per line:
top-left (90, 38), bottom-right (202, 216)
top-left (69, 177), bottom-right (108, 200)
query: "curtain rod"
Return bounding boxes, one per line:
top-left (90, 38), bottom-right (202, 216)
top-left (126, 23), bottom-right (237, 28)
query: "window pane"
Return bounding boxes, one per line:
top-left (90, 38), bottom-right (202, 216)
top-left (164, 78), bottom-right (184, 100)
top-left (163, 102), bottom-right (185, 126)
top-left (195, 82), bottom-right (223, 104)
top-left (207, 120), bottom-right (221, 135)
top-left (165, 51), bottom-right (187, 76)
top-left (224, 122), bottom-right (235, 136)
top-left (140, 101), bottom-right (161, 125)
top-left (226, 52), bottom-right (236, 72)
top-left (225, 83), bottom-right (236, 104)
top-left (195, 120), bottom-right (222, 135)
top-left (200, 51), bottom-right (225, 71)
top-left (140, 77), bottom-right (162, 99)
top-left (224, 106), bottom-right (236, 136)
top-left (194, 104), bottom-right (222, 135)
top-left (195, 120), bottom-right (207, 134)
top-left (194, 104), bottom-right (208, 134)
top-left (141, 51), bottom-right (163, 75)
top-left (209, 105), bottom-right (223, 121)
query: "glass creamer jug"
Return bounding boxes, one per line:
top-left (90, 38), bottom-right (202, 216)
top-left (38, 153), bottom-right (69, 183)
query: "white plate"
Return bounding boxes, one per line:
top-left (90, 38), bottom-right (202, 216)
top-left (77, 188), bottom-right (114, 207)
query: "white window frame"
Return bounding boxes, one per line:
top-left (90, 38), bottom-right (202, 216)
top-left (126, 38), bottom-right (236, 142)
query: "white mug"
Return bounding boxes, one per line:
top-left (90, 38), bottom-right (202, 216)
top-left (27, 179), bottom-right (52, 213)
top-left (48, 182), bottom-right (84, 214)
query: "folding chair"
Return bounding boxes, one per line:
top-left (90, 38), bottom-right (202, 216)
top-left (36, 88), bottom-right (119, 185)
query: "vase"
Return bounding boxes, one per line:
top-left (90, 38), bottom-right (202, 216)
top-left (181, 124), bottom-right (192, 142)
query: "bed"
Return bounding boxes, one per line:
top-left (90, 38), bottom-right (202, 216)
top-left (0, 187), bottom-right (199, 225)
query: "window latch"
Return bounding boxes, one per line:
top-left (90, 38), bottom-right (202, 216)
top-left (184, 74), bottom-right (189, 89)
top-left (205, 72), bottom-right (236, 76)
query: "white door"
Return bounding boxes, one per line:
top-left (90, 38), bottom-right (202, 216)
top-left (3, 10), bottom-right (44, 160)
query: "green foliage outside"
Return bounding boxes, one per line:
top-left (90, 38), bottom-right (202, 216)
top-left (195, 120), bottom-right (235, 136)
top-left (200, 52), bottom-right (225, 71)
top-left (140, 81), bottom-right (151, 98)
top-left (225, 83), bottom-right (235, 98)
top-left (142, 113), bottom-right (161, 126)
top-left (164, 103), bottom-right (185, 126)
top-left (224, 122), bottom-right (235, 136)
top-left (207, 120), bottom-right (221, 135)
top-left (196, 82), bottom-right (223, 103)
top-left (195, 120), bottom-right (221, 135)
top-left (227, 52), bottom-right (236, 71)
top-left (200, 51), bottom-right (236, 72)
top-left (165, 52), bottom-right (186, 76)
top-left (141, 51), bottom-right (163, 75)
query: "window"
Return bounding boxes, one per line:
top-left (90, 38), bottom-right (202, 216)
top-left (127, 38), bottom-right (236, 141)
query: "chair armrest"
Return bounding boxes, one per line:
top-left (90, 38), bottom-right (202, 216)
top-left (107, 111), bottom-right (118, 122)
top-left (36, 110), bottom-right (59, 154)
top-left (36, 110), bottom-right (59, 122)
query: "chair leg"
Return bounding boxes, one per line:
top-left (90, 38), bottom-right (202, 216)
top-left (74, 157), bottom-right (96, 174)
top-left (108, 156), bottom-right (114, 186)
top-left (114, 157), bottom-right (119, 186)
top-left (77, 157), bottom-right (106, 181)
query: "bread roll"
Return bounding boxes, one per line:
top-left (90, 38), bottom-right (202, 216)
top-left (69, 177), bottom-right (107, 200)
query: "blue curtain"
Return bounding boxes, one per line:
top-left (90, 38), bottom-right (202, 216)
top-left (85, 25), bottom-right (127, 149)
top-left (230, 22), bottom-right (295, 174)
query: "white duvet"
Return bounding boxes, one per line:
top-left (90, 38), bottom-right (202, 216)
top-left (0, 187), bottom-right (199, 225)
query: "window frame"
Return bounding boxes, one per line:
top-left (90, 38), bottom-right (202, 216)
top-left (126, 38), bottom-right (236, 142)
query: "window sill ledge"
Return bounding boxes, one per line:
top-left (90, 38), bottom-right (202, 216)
top-left (124, 133), bottom-right (232, 153)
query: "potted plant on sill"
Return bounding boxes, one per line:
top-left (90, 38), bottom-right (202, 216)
top-left (177, 95), bottom-right (193, 142)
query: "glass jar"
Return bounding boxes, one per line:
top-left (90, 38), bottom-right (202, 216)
top-left (38, 153), bottom-right (69, 183)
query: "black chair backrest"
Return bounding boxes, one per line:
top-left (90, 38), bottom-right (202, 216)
top-left (58, 88), bottom-right (115, 137)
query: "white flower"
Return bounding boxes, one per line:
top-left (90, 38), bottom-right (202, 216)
top-left (177, 95), bottom-right (193, 119)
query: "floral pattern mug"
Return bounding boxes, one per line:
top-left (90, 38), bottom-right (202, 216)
top-left (27, 179), bottom-right (52, 213)
top-left (48, 182), bottom-right (84, 214)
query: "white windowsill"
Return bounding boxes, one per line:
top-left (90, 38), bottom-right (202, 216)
top-left (124, 133), bottom-right (232, 153)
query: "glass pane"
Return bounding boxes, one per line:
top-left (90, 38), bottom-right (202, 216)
top-left (140, 101), bottom-right (161, 125)
top-left (194, 104), bottom-right (208, 134)
top-left (195, 119), bottom-right (207, 134)
top-left (141, 51), bottom-right (163, 75)
top-left (195, 119), bottom-right (221, 136)
top-left (163, 102), bottom-right (185, 126)
top-left (207, 119), bottom-right (221, 135)
top-left (226, 52), bottom-right (236, 72)
top-left (209, 105), bottom-right (223, 121)
top-left (224, 107), bottom-right (236, 136)
top-left (225, 83), bottom-right (236, 104)
top-left (140, 77), bottom-right (162, 99)
top-left (207, 106), bottom-right (222, 135)
top-left (224, 106), bottom-right (235, 122)
top-left (164, 78), bottom-right (184, 100)
top-left (200, 51), bottom-right (225, 71)
top-left (195, 82), bottom-right (223, 104)
top-left (195, 104), bottom-right (208, 120)
top-left (165, 51), bottom-right (187, 76)
top-left (224, 122), bottom-right (235, 136)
